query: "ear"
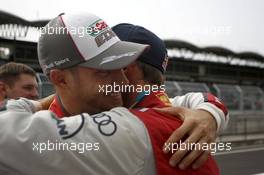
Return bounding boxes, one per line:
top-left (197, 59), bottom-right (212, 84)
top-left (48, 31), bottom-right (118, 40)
top-left (49, 69), bottom-right (68, 89)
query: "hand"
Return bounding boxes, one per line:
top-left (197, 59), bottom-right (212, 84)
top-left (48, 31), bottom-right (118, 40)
top-left (37, 94), bottom-right (55, 111)
top-left (154, 106), bottom-right (217, 170)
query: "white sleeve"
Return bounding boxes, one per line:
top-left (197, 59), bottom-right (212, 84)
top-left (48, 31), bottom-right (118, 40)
top-left (1, 98), bottom-right (41, 113)
top-left (170, 92), bottom-right (229, 134)
top-left (0, 99), bottom-right (155, 175)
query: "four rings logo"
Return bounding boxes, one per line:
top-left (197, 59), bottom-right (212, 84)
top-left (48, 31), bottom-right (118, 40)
top-left (91, 113), bottom-right (117, 136)
top-left (87, 19), bottom-right (109, 37)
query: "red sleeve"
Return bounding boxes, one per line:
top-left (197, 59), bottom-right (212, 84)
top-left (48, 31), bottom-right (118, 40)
top-left (203, 93), bottom-right (228, 118)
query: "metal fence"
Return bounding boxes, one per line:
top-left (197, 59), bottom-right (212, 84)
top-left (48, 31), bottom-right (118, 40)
top-left (165, 81), bottom-right (264, 139)
top-left (36, 73), bottom-right (55, 98)
top-left (165, 81), bottom-right (264, 112)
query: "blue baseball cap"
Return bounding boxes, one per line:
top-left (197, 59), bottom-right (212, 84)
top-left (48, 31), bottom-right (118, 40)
top-left (112, 23), bottom-right (168, 74)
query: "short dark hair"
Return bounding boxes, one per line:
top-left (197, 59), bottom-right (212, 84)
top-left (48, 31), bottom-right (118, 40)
top-left (137, 61), bottom-right (164, 86)
top-left (0, 62), bottom-right (37, 87)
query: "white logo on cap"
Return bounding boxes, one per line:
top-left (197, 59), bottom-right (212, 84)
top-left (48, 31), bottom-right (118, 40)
top-left (100, 52), bottom-right (137, 65)
top-left (54, 58), bottom-right (70, 66)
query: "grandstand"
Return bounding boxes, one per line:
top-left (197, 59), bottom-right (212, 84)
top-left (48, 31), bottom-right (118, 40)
top-left (165, 39), bottom-right (264, 87)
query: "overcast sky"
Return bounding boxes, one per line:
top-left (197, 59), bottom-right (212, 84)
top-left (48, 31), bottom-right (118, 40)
top-left (1, 0), bottom-right (264, 55)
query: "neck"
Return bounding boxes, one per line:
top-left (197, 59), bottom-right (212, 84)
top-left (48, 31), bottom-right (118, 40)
top-left (57, 91), bottom-right (87, 116)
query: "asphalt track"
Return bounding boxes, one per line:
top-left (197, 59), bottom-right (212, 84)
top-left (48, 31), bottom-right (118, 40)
top-left (215, 147), bottom-right (264, 175)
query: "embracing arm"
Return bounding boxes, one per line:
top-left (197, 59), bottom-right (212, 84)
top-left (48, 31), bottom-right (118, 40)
top-left (158, 92), bottom-right (229, 169)
top-left (170, 92), bottom-right (229, 133)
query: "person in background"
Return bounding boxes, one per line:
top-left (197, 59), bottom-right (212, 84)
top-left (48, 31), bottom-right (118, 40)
top-left (0, 62), bottom-right (39, 101)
